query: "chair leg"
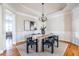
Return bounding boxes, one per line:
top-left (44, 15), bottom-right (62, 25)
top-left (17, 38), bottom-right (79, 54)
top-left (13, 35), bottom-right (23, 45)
top-left (31, 45), bottom-right (32, 48)
top-left (27, 43), bottom-right (29, 53)
top-left (48, 45), bottom-right (49, 48)
top-left (36, 39), bottom-right (38, 52)
top-left (57, 38), bottom-right (59, 48)
top-left (42, 39), bottom-right (44, 52)
top-left (51, 43), bottom-right (54, 53)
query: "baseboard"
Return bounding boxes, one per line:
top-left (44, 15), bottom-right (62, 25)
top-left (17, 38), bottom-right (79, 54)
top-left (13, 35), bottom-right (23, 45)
top-left (59, 40), bottom-right (79, 47)
top-left (59, 40), bottom-right (71, 43)
top-left (15, 40), bottom-right (26, 46)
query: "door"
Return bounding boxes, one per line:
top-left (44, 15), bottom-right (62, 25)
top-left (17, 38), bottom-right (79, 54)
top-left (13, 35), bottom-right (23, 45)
top-left (5, 9), bottom-right (16, 50)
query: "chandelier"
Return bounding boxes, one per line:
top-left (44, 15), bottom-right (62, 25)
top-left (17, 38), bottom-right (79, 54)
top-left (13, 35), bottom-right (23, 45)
top-left (39, 3), bottom-right (47, 22)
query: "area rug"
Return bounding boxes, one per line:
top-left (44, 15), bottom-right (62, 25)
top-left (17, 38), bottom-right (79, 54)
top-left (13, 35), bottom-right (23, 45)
top-left (16, 42), bottom-right (68, 56)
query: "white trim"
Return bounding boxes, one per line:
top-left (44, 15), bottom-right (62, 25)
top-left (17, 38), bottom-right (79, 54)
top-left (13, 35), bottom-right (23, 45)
top-left (21, 4), bottom-right (40, 16)
top-left (16, 11), bottom-right (38, 20)
top-left (3, 3), bottom-right (38, 20)
top-left (47, 11), bottom-right (64, 18)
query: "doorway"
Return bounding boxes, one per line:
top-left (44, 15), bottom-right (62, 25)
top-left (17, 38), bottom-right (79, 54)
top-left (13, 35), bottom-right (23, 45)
top-left (5, 9), bottom-right (16, 50)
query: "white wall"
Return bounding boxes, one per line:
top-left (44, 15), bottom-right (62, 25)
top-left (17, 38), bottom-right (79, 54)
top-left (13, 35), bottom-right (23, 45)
top-left (72, 6), bottom-right (79, 45)
top-left (16, 14), bottom-right (41, 42)
top-left (0, 4), bottom-right (5, 53)
top-left (46, 10), bottom-right (73, 42)
top-left (46, 11), bottom-right (65, 40)
top-left (2, 4), bottom-right (41, 43)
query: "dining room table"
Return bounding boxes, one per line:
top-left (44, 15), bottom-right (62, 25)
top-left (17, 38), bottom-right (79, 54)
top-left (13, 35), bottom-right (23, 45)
top-left (32, 33), bottom-right (54, 52)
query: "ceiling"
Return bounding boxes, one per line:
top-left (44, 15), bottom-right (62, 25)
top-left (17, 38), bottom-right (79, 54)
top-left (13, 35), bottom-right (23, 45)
top-left (21, 3), bottom-right (66, 14)
top-left (7, 3), bottom-right (79, 19)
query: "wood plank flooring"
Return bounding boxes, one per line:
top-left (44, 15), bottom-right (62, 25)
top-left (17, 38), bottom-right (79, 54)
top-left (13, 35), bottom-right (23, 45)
top-left (64, 43), bottom-right (79, 56)
top-left (0, 46), bottom-right (20, 56)
top-left (0, 41), bottom-right (79, 56)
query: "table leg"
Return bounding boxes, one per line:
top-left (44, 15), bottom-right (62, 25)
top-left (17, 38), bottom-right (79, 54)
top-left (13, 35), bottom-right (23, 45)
top-left (42, 39), bottom-right (44, 52)
top-left (36, 39), bottom-right (38, 52)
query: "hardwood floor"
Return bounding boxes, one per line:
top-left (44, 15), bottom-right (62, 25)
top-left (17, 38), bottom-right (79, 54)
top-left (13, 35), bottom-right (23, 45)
top-left (0, 46), bottom-right (20, 56)
top-left (0, 40), bottom-right (79, 56)
top-left (64, 43), bottom-right (79, 56)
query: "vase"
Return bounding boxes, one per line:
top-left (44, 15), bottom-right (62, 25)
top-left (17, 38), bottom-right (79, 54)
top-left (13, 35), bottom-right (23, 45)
top-left (41, 29), bottom-right (45, 35)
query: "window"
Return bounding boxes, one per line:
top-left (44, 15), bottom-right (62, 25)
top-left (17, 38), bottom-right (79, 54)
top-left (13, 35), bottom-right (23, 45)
top-left (5, 9), bottom-right (13, 32)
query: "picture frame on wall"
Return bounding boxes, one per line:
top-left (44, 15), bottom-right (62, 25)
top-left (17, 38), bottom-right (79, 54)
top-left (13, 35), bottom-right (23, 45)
top-left (24, 20), bottom-right (30, 31)
top-left (24, 20), bottom-right (37, 31)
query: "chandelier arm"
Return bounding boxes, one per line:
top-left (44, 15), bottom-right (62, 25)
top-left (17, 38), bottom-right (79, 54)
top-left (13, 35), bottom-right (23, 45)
top-left (42, 3), bottom-right (44, 15)
top-left (39, 3), bottom-right (47, 22)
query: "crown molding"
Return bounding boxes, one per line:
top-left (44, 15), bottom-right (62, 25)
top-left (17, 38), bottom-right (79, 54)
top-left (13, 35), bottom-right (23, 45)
top-left (20, 4), bottom-right (40, 16)
top-left (2, 3), bottom-right (38, 20)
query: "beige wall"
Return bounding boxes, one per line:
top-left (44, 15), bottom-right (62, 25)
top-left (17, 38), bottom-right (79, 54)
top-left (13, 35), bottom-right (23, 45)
top-left (63, 10), bottom-right (72, 42)
top-left (63, 6), bottom-right (79, 45)
top-left (72, 6), bottom-right (79, 45)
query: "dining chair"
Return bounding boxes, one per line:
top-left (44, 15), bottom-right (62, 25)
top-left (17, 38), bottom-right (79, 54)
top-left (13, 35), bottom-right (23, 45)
top-left (52, 35), bottom-right (59, 47)
top-left (48, 35), bottom-right (59, 47)
top-left (42, 37), bottom-right (54, 53)
top-left (26, 37), bottom-right (38, 53)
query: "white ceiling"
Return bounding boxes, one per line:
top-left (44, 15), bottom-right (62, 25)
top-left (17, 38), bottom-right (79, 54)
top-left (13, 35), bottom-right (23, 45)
top-left (7, 3), bottom-right (79, 18)
top-left (21, 3), bottom-right (66, 14)
top-left (7, 3), bottom-right (66, 17)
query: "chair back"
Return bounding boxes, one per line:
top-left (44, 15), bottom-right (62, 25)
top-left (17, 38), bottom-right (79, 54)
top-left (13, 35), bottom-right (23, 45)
top-left (48, 36), bottom-right (54, 42)
top-left (52, 35), bottom-right (58, 40)
top-left (27, 37), bottom-right (32, 42)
